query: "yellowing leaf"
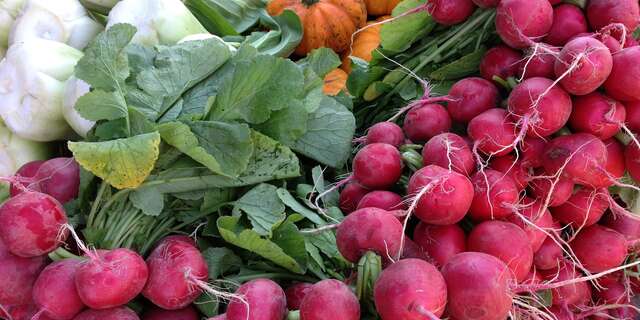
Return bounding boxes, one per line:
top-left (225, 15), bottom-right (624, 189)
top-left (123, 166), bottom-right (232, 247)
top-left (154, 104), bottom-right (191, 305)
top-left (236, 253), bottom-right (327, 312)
top-left (68, 132), bottom-right (161, 189)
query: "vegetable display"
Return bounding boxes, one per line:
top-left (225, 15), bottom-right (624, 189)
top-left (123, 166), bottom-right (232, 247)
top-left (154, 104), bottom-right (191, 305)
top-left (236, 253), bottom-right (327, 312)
top-left (1, 0), bottom-right (640, 319)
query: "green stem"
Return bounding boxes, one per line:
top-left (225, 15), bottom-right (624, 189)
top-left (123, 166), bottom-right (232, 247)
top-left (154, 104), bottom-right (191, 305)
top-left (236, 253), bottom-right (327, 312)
top-left (225, 273), bottom-right (318, 284)
top-left (87, 181), bottom-right (108, 227)
top-left (287, 310), bottom-right (301, 320)
top-left (49, 247), bottom-right (82, 261)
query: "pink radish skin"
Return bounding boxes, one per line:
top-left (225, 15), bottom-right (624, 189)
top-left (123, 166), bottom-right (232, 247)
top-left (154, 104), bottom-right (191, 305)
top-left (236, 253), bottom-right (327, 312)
top-left (0, 238), bottom-right (46, 307)
top-left (400, 236), bottom-right (429, 261)
top-left (357, 191), bottom-right (405, 211)
top-left (508, 77), bottom-right (573, 137)
top-left (413, 223), bottom-right (466, 268)
top-left (403, 104), bottom-right (451, 143)
top-left (364, 122), bottom-right (405, 148)
top-left (586, 0), bottom-right (640, 32)
top-left (285, 283), bottom-right (313, 310)
top-left (142, 237), bottom-right (208, 310)
top-left (551, 188), bottom-right (608, 227)
top-left (209, 316), bottom-right (226, 320)
top-left (226, 279), bottom-right (287, 320)
top-left (489, 155), bottom-right (530, 190)
top-left (529, 169), bottom-right (574, 207)
top-left (626, 141), bottom-right (640, 183)
top-left (542, 261), bottom-right (592, 307)
top-left (467, 221), bottom-right (534, 282)
top-left (542, 133), bottom-right (611, 188)
top-left (507, 199), bottom-right (555, 252)
top-left (142, 306), bottom-right (199, 320)
top-left (442, 252), bottom-right (515, 320)
top-left (602, 212), bottom-right (640, 242)
top-left (469, 169), bottom-right (519, 221)
top-left (33, 259), bottom-right (84, 320)
top-left (519, 48), bottom-right (557, 79)
top-left (495, 0), bottom-right (554, 49)
top-left (352, 143), bottom-right (403, 189)
top-left (422, 133), bottom-right (475, 176)
top-left (407, 165), bottom-right (474, 225)
top-left (10, 160), bottom-right (45, 196)
top-left (480, 46), bottom-right (522, 82)
top-left (428, 0), bottom-right (476, 26)
top-left (446, 77), bottom-right (499, 123)
top-left (570, 225), bottom-right (627, 273)
top-left (299, 279), bottom-right (360, 320)
top-left (472, 0), bottom-right (498, 8)
top-left (604, 47), bottom-right (640, 102)
top-left (608, 307), bottom-right (639, 319)
top-left (534, 236), bottom-right (563, 270)
top-left (34, 158), bottom-right (80, 204)
top-left (468, 108), bottom-right (517, 156)
top-left (336, 207), bottom-right (403, 263)
top-left (373, 259), bottom-right (447, 319)
top-left (545, 5), bottom-right (588, 46)
top-left (0, 191), bottom-right (68, 257)
top-left (625, 101), bottom-right (640, 132)
top-left (75, 249), bottom-right (148, 309)
top-left (569, 92), bottom-right (626, 140)
top-left (73, 307), bottom-right (139, 320)
top-left (339, 182), bottom-right (369, 214)
top-left (555, 37), bottom-right (613, 96)
top-left (604, 138), bottom-right (626, 179)
top-left (596, 282), bottom-right (627, 304)
top-left (521, 137), bottom-right (547, 168)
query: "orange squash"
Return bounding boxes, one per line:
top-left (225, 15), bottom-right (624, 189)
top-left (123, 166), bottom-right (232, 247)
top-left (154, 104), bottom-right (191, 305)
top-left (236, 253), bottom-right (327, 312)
top-left (341, 16), bottom-right (388, 73)
top-left (267, 0), bottom-right (367, 56)
top-left (323, 68), bottom-right (349, 96)
top-left (363, 0), bottom-right (401, 16)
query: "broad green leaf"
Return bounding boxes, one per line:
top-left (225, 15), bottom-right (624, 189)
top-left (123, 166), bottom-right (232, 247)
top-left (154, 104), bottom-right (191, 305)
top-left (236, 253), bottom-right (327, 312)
top-left (202, 247), bottom-right (242, 279)
top-left (244, 10), bottom-right (303, 57)
top-left (293, 97), bottom-right (356, 167)
top-left (430, 49), bottom-right (487, 80)
top-left (75, 23), bottom-right (136, 91)
top-left (195, 294), bottom-right (219, 318)
top-left (298, 48), bottom-right (342, 78)
top-left (217, 216), bottom-right (305, 273)
top-left (380, 0), bottom-right (435, 53)
top-left (68, 132), bottom-right (161, 189)
top-left (186, 0), bottom-right (266, 34)
top-left (234, 183), bottom-right (286, 236)
top-left (306, 230), bottom-right (340, 259)
top-left (130, 187), bottom-right (164, 216)
top-left (201, 188), bottom-right (236, 213)
top-left (276, 188), bottom-right (325, 225)
top-left (158, 121), bottom-right (253, 177)
top-left (75, 90), bottom-right (128, 121)
top-left (254, 103), bottom-right (308, 146)
top-left (346, 57), bottom-right (387, 99)
top-left (271, 221), bottom-right (307, 272)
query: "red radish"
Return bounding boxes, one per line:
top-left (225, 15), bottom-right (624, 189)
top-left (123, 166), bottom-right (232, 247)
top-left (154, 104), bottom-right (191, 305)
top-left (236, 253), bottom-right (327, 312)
top-left (75, 249), bottom-right (148, 309)
top-left (604, 47), bottom-right (640, 102)
top-left (570, 225), bottom-right (627, 273)
top-left (519, 48), bottom-right (557, 79)
top-left (468, 108), bottom-right (517, 157)
top-left (142, 306), bottom-right (199, 320)
top-left (569, 92), bottom-right (626, 140)
top-left (543, 261), bottom-right (592, 307)
top-left (1, 303), bottom-right (48, 320)
top-left (545, 5), bottom-right (588, 46)
top-left (604, 138), bottom-right (626, 179)
top-left (442, 252), bottom-right (515, 320)
top-left (0, 191), bottom-right (68, 257)
top-left (299, 279), bottom-right (359, 320)
top-left (489, 155), bottom-right (530, 190)
top-left (73, 307), bottom-right (139, 320)
top-left (507, 199), bottom-right (555, 252)
top-left (586, 0), bottom-right (640, 32)
top-left (422, 133), bottom-right (475, 176)
top-left (363, 122), bottom-right (405, 147)
top-left (352, 143), bottom-right (402, 189)
top-left (34, 158), bottom-right (80, 204)
top-left (428, 0), bottom-right (476, 26)
top-left (480, 46), bottom-right (522, 82)
top-left (555, 37), bottom-right (612, 96)
top-left (521, 137), bottom-right (547, 168)
top-left (595, 281), bottom-right (627, 304)
top-left (284, 283), bottom-right (313, 311)
top-left (608, 307), bottom-right (638, 319)
top-left (469, 169), bottom-right (519, 221)
top-left (534, 235), bottom-right (563, 270)
top-left (602, 212), bottom-right (640, 242)
top-left (413, 223), bottom-right (466, 268)
top-left (626, 140), bottom-right (640, 182)
top-left (529, 169), bottom-right (574, 208)
top-left (542, 133), bottom-right (611, 188)
top-left (0, 238), bottom-right (46, 307)
top-left (467, 220), bottom-right (534, 282)
top-left (10, 160), bottom-right (45, 196)
top-left (403, 104), bottom-right (451, 143)
top-left (400, 237), bottom-right (429, 261)
top-left (626, 37), bottom-right (639, 48)
top-left (446, 77), bottom-right (499, 123)
top-left (495, 0), bottom-right (554, 49)
top-left (548, 305), bottom-right (575, 320)
top-left (339, 182), bottom-right (369, 214)
top-left (373, 259), bottom-right (447, 319)
top-left (548, 0), bottom-right (560, 4)
top-left (472, 0), bottom-right (498, 8)
top-left (626, 101), bottom-right (640, 132)
top-left (336, 207), bottom-right (403, 263)
top-left (33, 259), bottom-right (84, 320)
top-left (226, 279), bottom-right (287, 320)
top-left (551, 188), bottom-right (608, 227)
top-left (356, 191), bottom-right (405, 211)
top-left (508, 77), bottom-right (573, 137)
top-left (407, 165), bottom-right (474, 225)
top-left (142, 237), bottom-right (208, 310)
top-left (209, 315), bottom-right (226, 320)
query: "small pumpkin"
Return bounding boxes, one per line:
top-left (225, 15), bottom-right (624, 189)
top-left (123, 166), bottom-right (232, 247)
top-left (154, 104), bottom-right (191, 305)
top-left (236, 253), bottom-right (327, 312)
top-left (341, 16), bottom-right (388, 73)
top-left (323, 68), bottom-right (349, 96)
top-left (363, 0), bottom-right (401, 16)
top-left (267, 0), bottom-right (367, 56)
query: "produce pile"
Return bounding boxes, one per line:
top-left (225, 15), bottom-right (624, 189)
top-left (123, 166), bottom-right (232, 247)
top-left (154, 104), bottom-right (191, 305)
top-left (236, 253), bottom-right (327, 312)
top-left (1, 0), bottom-right (640, 319)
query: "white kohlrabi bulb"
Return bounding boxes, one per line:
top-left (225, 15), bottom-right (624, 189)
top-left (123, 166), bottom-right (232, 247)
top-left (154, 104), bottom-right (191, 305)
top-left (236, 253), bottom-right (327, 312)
top-left (63, 76), bottom-right (94, 138)
top-left (0, 39), bottom-right (83, 142)
top-left (0, 119), bottom-right (51, 177)
top-left (0, 0), bottom-right (26, 53)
